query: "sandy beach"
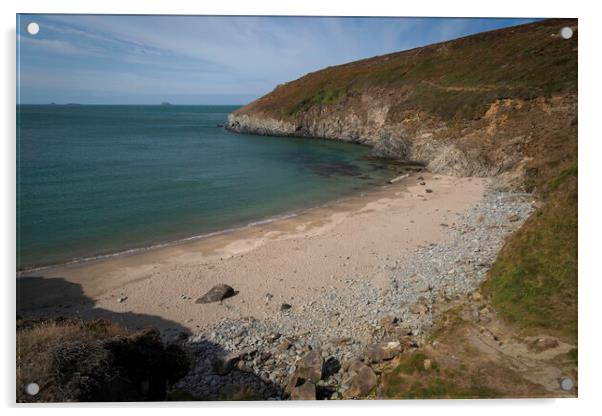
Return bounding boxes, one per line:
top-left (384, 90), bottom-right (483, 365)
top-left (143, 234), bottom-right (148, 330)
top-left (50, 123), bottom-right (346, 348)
top-left (18, 172), bottom-right (487, 334)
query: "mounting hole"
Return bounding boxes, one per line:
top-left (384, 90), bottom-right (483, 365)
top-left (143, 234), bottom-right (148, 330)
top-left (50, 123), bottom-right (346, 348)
top-left (26, 22), bottom-right (40, 36)
top-left (559, 377), bottom-right (574, 391)
top-left (560, 26), bottom-right (573, 40)
top-left (25, 382), bottom-right (40, 396)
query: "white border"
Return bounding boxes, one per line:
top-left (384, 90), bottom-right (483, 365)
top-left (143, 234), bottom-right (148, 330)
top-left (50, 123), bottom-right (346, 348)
top-left (2, 0), bottom-right (600, 415)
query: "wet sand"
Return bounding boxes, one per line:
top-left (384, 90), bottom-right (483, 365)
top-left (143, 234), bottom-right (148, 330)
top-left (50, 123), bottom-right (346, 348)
top-left (17, 172), bottom-right (487, 336)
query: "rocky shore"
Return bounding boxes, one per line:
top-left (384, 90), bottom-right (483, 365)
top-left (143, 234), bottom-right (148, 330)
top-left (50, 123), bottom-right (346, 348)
top-left (174, 187), bottom-right (534, 399)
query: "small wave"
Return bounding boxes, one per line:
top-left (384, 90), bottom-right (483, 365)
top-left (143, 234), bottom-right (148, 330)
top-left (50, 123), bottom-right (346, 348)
top-left (19, 212), bottom-right (299, 273)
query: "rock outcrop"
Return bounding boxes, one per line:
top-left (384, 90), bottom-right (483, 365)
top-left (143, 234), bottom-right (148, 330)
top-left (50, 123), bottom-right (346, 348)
top-left (226, 19), bottom-right (577, 190)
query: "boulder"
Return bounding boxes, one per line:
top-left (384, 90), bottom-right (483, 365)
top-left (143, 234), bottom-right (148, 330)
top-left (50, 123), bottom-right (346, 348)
top-left (341, 361), bottom-right (377, 398)
top-left (290, 381), bottom-right (316, 400)
top-left (365, 340), bottom-right (402, 363)
top-left (286, 349), bottom-right (324, 394)
top-left (196, 284), bottom-right (235, 304)
top-left (294, 349), bottom-right (323, 383)
top-left (322, 356), bottom-right (341, 378)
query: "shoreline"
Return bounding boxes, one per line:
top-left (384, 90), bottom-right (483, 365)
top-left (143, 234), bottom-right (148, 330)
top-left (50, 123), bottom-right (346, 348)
top-left (17, 158), bottom-right (402, 273)
top-left (18, 172), bottom-right (423, 301)
top-left (17, 171), bottom-right (536, 398)
top-left (17, 172), bottom-right (502, 330)
top-left (17, 211), bottom-right (301, 274)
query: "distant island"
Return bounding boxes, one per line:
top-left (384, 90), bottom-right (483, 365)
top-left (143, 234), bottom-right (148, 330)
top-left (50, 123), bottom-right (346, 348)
top-left (45, 103), bottom-right (82, 106)
top-left (160, 101), bottom-right (173, 106)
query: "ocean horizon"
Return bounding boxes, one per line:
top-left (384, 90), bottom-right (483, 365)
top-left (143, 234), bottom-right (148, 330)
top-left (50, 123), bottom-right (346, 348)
top-left (16, 104), bottom-right (392, 269)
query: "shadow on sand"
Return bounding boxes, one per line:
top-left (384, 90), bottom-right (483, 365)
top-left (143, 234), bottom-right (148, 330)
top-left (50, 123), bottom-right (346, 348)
top-left (16, 275), bottom-right (285, 401)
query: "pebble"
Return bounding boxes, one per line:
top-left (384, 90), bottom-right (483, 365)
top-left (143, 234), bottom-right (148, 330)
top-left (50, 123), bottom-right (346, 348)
top-left (176, 189), bottom-right (534, 400)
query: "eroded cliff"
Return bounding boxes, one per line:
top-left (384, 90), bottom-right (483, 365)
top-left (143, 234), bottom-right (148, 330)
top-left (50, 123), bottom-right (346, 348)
top-left (227, 18), bottom-right (577, 191)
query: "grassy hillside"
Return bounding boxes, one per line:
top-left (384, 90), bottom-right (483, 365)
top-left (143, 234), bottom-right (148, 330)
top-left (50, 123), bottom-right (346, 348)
top-left (237, 18), bottom-right (577, 123)
top-left (235, 19), bottom-right (578, 344)
top-left (231, 18), bottom-right (578, 398)
top-left (483, 177), bottom-right (577, 342)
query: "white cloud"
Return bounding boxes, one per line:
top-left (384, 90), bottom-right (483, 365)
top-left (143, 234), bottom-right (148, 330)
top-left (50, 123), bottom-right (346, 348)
top-left (18, 34), bottom-right (93, 55)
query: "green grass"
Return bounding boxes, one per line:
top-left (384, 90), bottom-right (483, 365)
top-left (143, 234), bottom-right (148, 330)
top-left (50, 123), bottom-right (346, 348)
top-left (390, 352), bottom-right (431, 376)
top-left (240, 19), bottom-right (577, 123)
top-left (382, 353), bottom-right (499, 399)
top-left (482, 172), bottom-right (577, 343)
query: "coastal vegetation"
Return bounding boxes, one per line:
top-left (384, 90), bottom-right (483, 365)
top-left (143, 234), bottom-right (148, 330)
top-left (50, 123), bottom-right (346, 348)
top-left (16, 318), bottom-right (189, 402)
top-left (231, 19), bottom-right (576, 122)
top-left (227, 18), bottom-right (578, 399)
top-left (17, 18), bottom-right (577, 401)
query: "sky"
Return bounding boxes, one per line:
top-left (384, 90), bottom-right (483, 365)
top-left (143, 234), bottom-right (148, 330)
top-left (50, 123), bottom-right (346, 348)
top-left (17, 15), bottom-right (540, 105)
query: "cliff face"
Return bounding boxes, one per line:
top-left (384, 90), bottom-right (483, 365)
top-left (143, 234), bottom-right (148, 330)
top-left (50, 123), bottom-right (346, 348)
top-left (227, 18), bottom-right (577, 190)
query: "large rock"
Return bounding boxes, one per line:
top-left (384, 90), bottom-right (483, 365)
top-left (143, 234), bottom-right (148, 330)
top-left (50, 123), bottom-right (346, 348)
top-left (341, 361), bottom-right (377, 399)
top-left (294, 349), bottom-right (323, 383)
top-left (290, 381), bottom-right (316, 400)
top-left (196, 284), bottom-right (235, 304)
top-left (365, 340), bottom-right (402, 363)
top-left (286, 349), bottom-right (324, 394)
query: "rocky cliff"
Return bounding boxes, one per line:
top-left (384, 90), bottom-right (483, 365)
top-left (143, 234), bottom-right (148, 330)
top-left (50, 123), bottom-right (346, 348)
top-left (227, 18), bottom-right (577, 191)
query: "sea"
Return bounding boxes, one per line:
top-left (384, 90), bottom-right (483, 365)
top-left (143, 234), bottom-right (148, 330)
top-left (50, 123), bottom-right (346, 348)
top-left (17, 105), bottom-right (393, 269)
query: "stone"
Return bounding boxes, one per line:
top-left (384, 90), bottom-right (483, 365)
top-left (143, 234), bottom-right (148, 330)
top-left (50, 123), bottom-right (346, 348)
top-left (471, 291), bottom-right (482, 301)
top-left (420, 182), bottom-right (426, 186)
top-left (290, 381), bottom-right (316, 400)
top-left (322, 356), bottom-right (341, 378)
top-left (293, 349), bottom-right (323, 383)
top-left (425, 189), bottom-right (433, 193)
top-left (423, 359), bottom-right (432, 370)
top-left (276, 339), bottom-right (292, 353)
top-left (117, 296), bottom-right (128, 303)
top-left (280, 303), bottom-right (292, 311)
top-left (507, 214), bottom-right (521, 222)
top-left (264, 332), bottom-right (281, 343)
top-left (341, 361), bottom-right (377, 398)
top-left (365, 340), bottom-right (402, 363)
top-left (529, 337), bottom-right (560, 352)
top-left (211, 352), bottom-right (241, 375)
top-left (236, 360), bottom-right (253, 373)
top-left (196, 284), bottom-right (235, 304)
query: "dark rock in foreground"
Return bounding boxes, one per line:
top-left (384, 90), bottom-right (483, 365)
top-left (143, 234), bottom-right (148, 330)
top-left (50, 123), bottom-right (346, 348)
top-left (16, 318), bottom-right (189, 402)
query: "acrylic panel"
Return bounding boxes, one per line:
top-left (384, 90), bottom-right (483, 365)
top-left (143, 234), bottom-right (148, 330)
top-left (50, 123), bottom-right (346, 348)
top-left (16, 15), bottom-right (578, 402)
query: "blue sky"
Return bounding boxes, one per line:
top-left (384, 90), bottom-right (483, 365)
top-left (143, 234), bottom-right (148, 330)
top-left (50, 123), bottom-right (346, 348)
top-left (17, 15), bottom-right (539, 105)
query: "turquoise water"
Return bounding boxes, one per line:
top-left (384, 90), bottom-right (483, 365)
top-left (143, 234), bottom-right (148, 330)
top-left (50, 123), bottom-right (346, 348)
top-left (17, 105), bottom-right (391, 269)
